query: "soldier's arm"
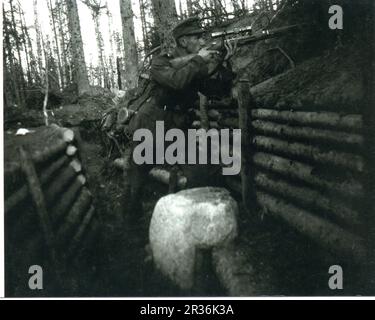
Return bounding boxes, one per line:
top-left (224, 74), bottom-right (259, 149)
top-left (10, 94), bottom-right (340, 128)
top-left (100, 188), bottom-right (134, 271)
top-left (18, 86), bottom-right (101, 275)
top-left (151, 55), bottom-right (209, 90)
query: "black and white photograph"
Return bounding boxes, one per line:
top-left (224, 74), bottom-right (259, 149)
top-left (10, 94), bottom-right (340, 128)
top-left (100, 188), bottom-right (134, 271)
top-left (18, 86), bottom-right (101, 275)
top-left (1, 0), bottom-right (374, 298)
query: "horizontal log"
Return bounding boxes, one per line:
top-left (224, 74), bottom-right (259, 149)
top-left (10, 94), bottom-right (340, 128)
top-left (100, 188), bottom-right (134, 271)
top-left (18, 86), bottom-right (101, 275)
top-left (66, 145), bottom-right (78, 157)
top-left (252, 120), bottom-right (364, 147)
top-left (55, 188), bottom-right (93, 245)
top-left (50, 124), bottom-right (75, 143)
top-left (69, 159), bottom-right (82, 173)
top-left (254, 172), bottom-right (362, 228)
top-left (256, 191), bottom-right (366, 262)
top-left (208, 98), bottom-right (236, 109)
top-left (219, 117), bottom-right (239, 128)
top-left (194, 109), bottom-right (221, 120)
top-left (149, 168), bottom-right (187, 189)
top-left (78, 216), bottom-right (101, 256)
top-left (4, 126), bottom-right (73, 196)
top-left (5, 139), bottom-right (68, 189)
top-left (251, 109), bottom-right (363, 132)
top-left (219, 109), bottom-right (238, 116)
top-left (253, 152), bottom-right (364, 199)
top-left (50, 175), bottom-right (87, 226)
top-left (192, 120), bottom-right (219, 129)
top-left (253, 136), bottom-right (364, 172)
top-left (44, 164), bottom-right (78, 205)
top-left (68, 206), bottom-right (96, 255)
top-left (5, 155), bottom-right (70, 214)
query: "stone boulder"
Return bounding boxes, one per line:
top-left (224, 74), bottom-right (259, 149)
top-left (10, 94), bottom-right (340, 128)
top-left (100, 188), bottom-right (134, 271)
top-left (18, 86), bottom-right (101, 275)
top-left (149, 187), bottom-right (238, 290)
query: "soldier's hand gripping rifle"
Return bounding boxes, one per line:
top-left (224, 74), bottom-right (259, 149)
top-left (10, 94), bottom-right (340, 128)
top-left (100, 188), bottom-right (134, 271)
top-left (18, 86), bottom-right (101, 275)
top-left (169, 24), bottom-right (302, 69)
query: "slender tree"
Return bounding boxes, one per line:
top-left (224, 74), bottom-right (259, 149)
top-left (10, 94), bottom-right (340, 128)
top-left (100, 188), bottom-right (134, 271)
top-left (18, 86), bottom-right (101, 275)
top-left (186, 0), bottom-right (194, 16)
top-left (119, 0), bottom-right (139, 90)
top-left (3, 5), bottom-right (22, 107)
top-left (18, 3), bottom-right (32, 85)
top-left (9, 0), bottom-right (26, 104)
top-left (65, 0), bottom-right (90, 95)
top-left (47, 0), bottom-right (64, 89)
top-left (105, 0), bottom-right (116, 89)
top-left (82, 0), bottom-right (107, 87)
top-left (19, 3), bottom-right (40, 84)
top-left (139, 0), bottom-right (150, 53)
top-left (33, 0), bottom-right (44, 77)
top-left (56, 0), bottom-right (70, 85)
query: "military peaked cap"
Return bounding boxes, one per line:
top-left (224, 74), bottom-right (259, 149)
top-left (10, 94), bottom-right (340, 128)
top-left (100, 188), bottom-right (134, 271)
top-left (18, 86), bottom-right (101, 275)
top-left (172, 17), bottom-right (205, 40)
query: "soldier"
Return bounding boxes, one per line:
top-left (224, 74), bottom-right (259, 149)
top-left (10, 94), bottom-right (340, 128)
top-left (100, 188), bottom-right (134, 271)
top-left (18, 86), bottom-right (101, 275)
top-left (124, 17), bottom-right (236, 218)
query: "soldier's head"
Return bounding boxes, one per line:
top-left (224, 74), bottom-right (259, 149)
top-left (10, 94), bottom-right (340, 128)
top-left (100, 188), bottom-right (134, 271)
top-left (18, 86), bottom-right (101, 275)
top-left (173, 17), bottom-right (205, 54)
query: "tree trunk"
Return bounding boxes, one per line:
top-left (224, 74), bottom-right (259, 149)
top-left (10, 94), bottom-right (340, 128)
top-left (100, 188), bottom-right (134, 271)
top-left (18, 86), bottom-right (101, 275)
top-left (18, 7), bottom-right (32, 85)
top-left (9, 0), bottom-right (26, 106)
top-left (116, 57), bottom-right (122, 90)
top-left (56, 0), bottom-right (69, 85)
top-left (139, 0), bottom-right (150, 53)
top-left (151, 0), bottom-right (179, 55)
top-left (186, 0), bottom-right (194, 16)
top-left (48, 0), bottom-right (64, 89)
top-left (20, 6), bottom-right (40, 84)
top-left (65, 0), bottom-right (90, 95)
top-left (106, 2), bottom-right (116, 88)
top-left (33, 0), bottom-right (44, 78)
top-left (91, 10), bottom-right (106, 87)
top-left (55, 0), bottom-right (70, 85)
top-left (120, 0), bottom-right (139, 90)
top-left (3, 7), bottom-right (22, 108)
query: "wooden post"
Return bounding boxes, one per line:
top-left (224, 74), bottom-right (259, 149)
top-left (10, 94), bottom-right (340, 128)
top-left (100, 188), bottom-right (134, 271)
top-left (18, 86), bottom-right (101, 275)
top-left (362, 8), bottom-right (375, 293)
top-left (235, 80), bottom-right (256, 214)
top-left (199, 92), bottom-right (209, 130)
top-left (18, 147), bottom-right (64, 290)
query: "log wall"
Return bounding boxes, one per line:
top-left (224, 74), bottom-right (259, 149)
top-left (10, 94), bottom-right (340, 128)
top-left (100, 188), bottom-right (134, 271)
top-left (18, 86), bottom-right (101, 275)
top-left (4, 125), bottom-right (100, 295)
top-left (194, 60), bottom-right (368, 263)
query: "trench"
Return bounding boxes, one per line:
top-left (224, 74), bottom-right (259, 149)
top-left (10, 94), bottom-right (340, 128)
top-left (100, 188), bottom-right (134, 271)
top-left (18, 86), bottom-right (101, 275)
top-left (72, 123), bottom-right (364, 297)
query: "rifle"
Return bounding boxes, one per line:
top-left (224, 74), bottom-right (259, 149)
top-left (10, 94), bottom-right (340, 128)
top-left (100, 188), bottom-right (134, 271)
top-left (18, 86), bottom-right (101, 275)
top-left (168, 24), bottom-right (301, 69)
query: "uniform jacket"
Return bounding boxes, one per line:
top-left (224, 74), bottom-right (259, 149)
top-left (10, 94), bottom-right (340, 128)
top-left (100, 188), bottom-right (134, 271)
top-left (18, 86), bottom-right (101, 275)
top-left (128, 48), bottom-right (234, 134)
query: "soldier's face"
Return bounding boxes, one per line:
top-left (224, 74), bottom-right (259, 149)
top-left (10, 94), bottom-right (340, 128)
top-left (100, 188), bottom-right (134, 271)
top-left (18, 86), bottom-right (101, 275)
top-left (184, 35), bottom-right (205, 54)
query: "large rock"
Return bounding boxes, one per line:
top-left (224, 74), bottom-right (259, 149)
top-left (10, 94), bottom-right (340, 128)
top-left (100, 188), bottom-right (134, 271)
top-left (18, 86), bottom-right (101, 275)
top-left (149, 187), bottom-right (238, 290)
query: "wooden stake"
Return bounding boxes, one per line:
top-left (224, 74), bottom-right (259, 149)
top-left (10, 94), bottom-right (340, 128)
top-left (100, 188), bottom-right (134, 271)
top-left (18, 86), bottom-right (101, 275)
top-left (236, 81), bottom-right (256, 214)
top-left (18, 147), bottom-right (64, 288)
top-left (199, 92), bottom-right (209, 130)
